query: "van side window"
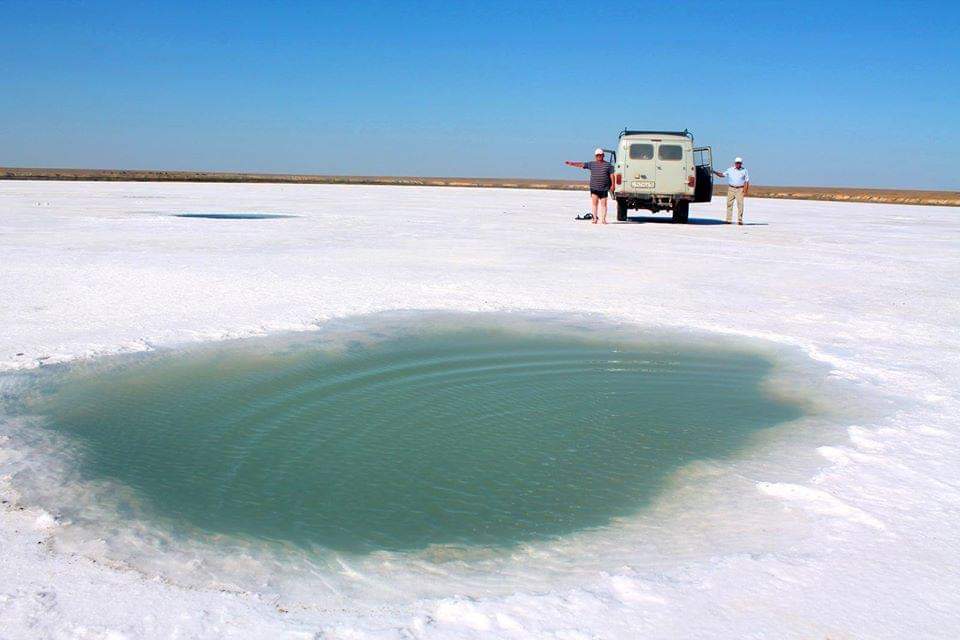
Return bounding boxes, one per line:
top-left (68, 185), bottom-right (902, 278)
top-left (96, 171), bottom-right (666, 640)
top-left (658, 145), bottom-right (683, 160)
top-left (629, 144), bottom-right (654, 160)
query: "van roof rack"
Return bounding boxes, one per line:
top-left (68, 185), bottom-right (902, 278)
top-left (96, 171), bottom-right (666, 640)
top-left (619, 128), bottom-right (692, 139)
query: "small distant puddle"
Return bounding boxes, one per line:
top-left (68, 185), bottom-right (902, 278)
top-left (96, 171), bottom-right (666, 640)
top-left (15, 318), bottom-right (804, 554)
top-left (174, 212), bottom-right (298, 220)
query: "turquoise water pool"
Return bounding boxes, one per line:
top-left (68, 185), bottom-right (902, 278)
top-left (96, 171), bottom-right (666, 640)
top-left (25, 324), bottom-right (802, 553)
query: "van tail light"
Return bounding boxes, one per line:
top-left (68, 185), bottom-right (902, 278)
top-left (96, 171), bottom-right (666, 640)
top-left (615, 173), bottom-right (622, 185)
top-left (687, 175), bottom-right (696, 187)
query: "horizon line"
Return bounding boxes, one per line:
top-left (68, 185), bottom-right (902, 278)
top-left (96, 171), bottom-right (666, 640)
top-left (2, 166), bottom-right (957, 207)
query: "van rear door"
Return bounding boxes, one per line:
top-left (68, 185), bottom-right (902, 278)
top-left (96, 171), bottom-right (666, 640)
top-left (693, 146), bottom-right (713, 203)
top-left (623, 141), bottom-right (656, 193)
top-left (655, 142), bottom-right (687, 195)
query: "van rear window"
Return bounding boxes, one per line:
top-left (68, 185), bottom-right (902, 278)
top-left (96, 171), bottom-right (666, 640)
top-left (629, 144), bottom-right (654, 160)
top-left (658, 145), bottom-right (683, 160)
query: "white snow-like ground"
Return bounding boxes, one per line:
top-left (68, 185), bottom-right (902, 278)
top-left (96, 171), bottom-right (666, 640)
top-left (1, 180), bottom-right (959, 639)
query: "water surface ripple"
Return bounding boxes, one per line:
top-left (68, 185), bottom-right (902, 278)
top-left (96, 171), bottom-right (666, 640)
top-left (30, 327), bottom-right (802, 552)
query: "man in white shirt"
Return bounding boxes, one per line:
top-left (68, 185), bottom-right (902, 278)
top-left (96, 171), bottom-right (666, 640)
top-left (714, 157), bottom-right (750, 224)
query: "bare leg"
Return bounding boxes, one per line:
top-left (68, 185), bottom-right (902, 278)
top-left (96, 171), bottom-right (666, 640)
top-left (599, 197), bottom-right (608, 224)
top-left (590, 194), bottom-right (599, 224)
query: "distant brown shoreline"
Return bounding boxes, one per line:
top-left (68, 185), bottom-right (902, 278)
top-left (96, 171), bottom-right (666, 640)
top-left (2, 167), bottom-right (957, 207)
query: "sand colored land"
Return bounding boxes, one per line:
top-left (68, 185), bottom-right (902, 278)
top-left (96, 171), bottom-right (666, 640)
top-left (2, 166), bottom-right (957, 206)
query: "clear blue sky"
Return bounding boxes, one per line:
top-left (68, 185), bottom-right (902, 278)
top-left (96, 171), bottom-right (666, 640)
top-left (2, 1), bottom-right (958, 189)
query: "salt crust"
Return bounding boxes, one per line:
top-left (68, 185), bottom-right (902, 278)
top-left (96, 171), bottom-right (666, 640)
top-left (2, 181), bottom-right (959, 638)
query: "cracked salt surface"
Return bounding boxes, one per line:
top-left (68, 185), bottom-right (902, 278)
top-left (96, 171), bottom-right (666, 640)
top-left (1, 180), bottom-right (959, 638)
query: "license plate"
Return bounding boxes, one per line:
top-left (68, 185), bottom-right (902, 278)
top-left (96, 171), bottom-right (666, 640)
top-left (632, 181), bottom-right (655, 189)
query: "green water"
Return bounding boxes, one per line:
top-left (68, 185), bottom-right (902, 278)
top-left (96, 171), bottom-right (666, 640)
top-left (30, 327), bottom-right (802, 553)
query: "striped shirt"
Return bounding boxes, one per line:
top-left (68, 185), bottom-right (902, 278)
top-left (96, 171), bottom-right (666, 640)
top-left (583, 160), bottom-right (614, 192)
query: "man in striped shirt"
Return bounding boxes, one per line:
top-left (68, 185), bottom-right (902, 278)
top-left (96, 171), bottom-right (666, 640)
top-left (565, 148), bottom-right (615, 224)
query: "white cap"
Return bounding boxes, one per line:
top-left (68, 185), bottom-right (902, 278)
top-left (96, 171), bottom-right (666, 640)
top-left (594, 148), bottom-right (604, 156)
top-left (734, 157), bottom-right (743, 163)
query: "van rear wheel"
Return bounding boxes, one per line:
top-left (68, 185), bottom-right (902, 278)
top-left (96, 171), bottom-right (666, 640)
top-left (616, 199), bottom-right (628, 222)
top-left (672, 200), bottom-right (690, 224)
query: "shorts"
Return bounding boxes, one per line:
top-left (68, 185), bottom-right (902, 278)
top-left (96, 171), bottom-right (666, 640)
top-left (590, 189), bottom-right (609, 198)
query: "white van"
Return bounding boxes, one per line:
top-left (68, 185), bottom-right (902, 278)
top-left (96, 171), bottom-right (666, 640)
top-left (608, 129), bottom-right (713, 223)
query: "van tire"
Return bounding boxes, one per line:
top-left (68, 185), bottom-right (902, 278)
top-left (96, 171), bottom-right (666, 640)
top-left (616, 199), bottom-right (628, 222)
top-left (672, 200), bottom-right (690, 224)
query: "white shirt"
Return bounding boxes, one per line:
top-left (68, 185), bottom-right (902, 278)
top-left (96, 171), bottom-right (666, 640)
top-left (722, 166), bottom-right (750, 187)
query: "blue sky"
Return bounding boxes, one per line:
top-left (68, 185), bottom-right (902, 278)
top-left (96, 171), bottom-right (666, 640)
top-left (2, 1), bottom-right (958, 189)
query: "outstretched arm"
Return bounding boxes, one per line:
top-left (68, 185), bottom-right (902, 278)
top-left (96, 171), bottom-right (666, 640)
top-left (565, 161), bottom-right (586, 169)
top-left (713, 169), bottom-right (725, 177)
